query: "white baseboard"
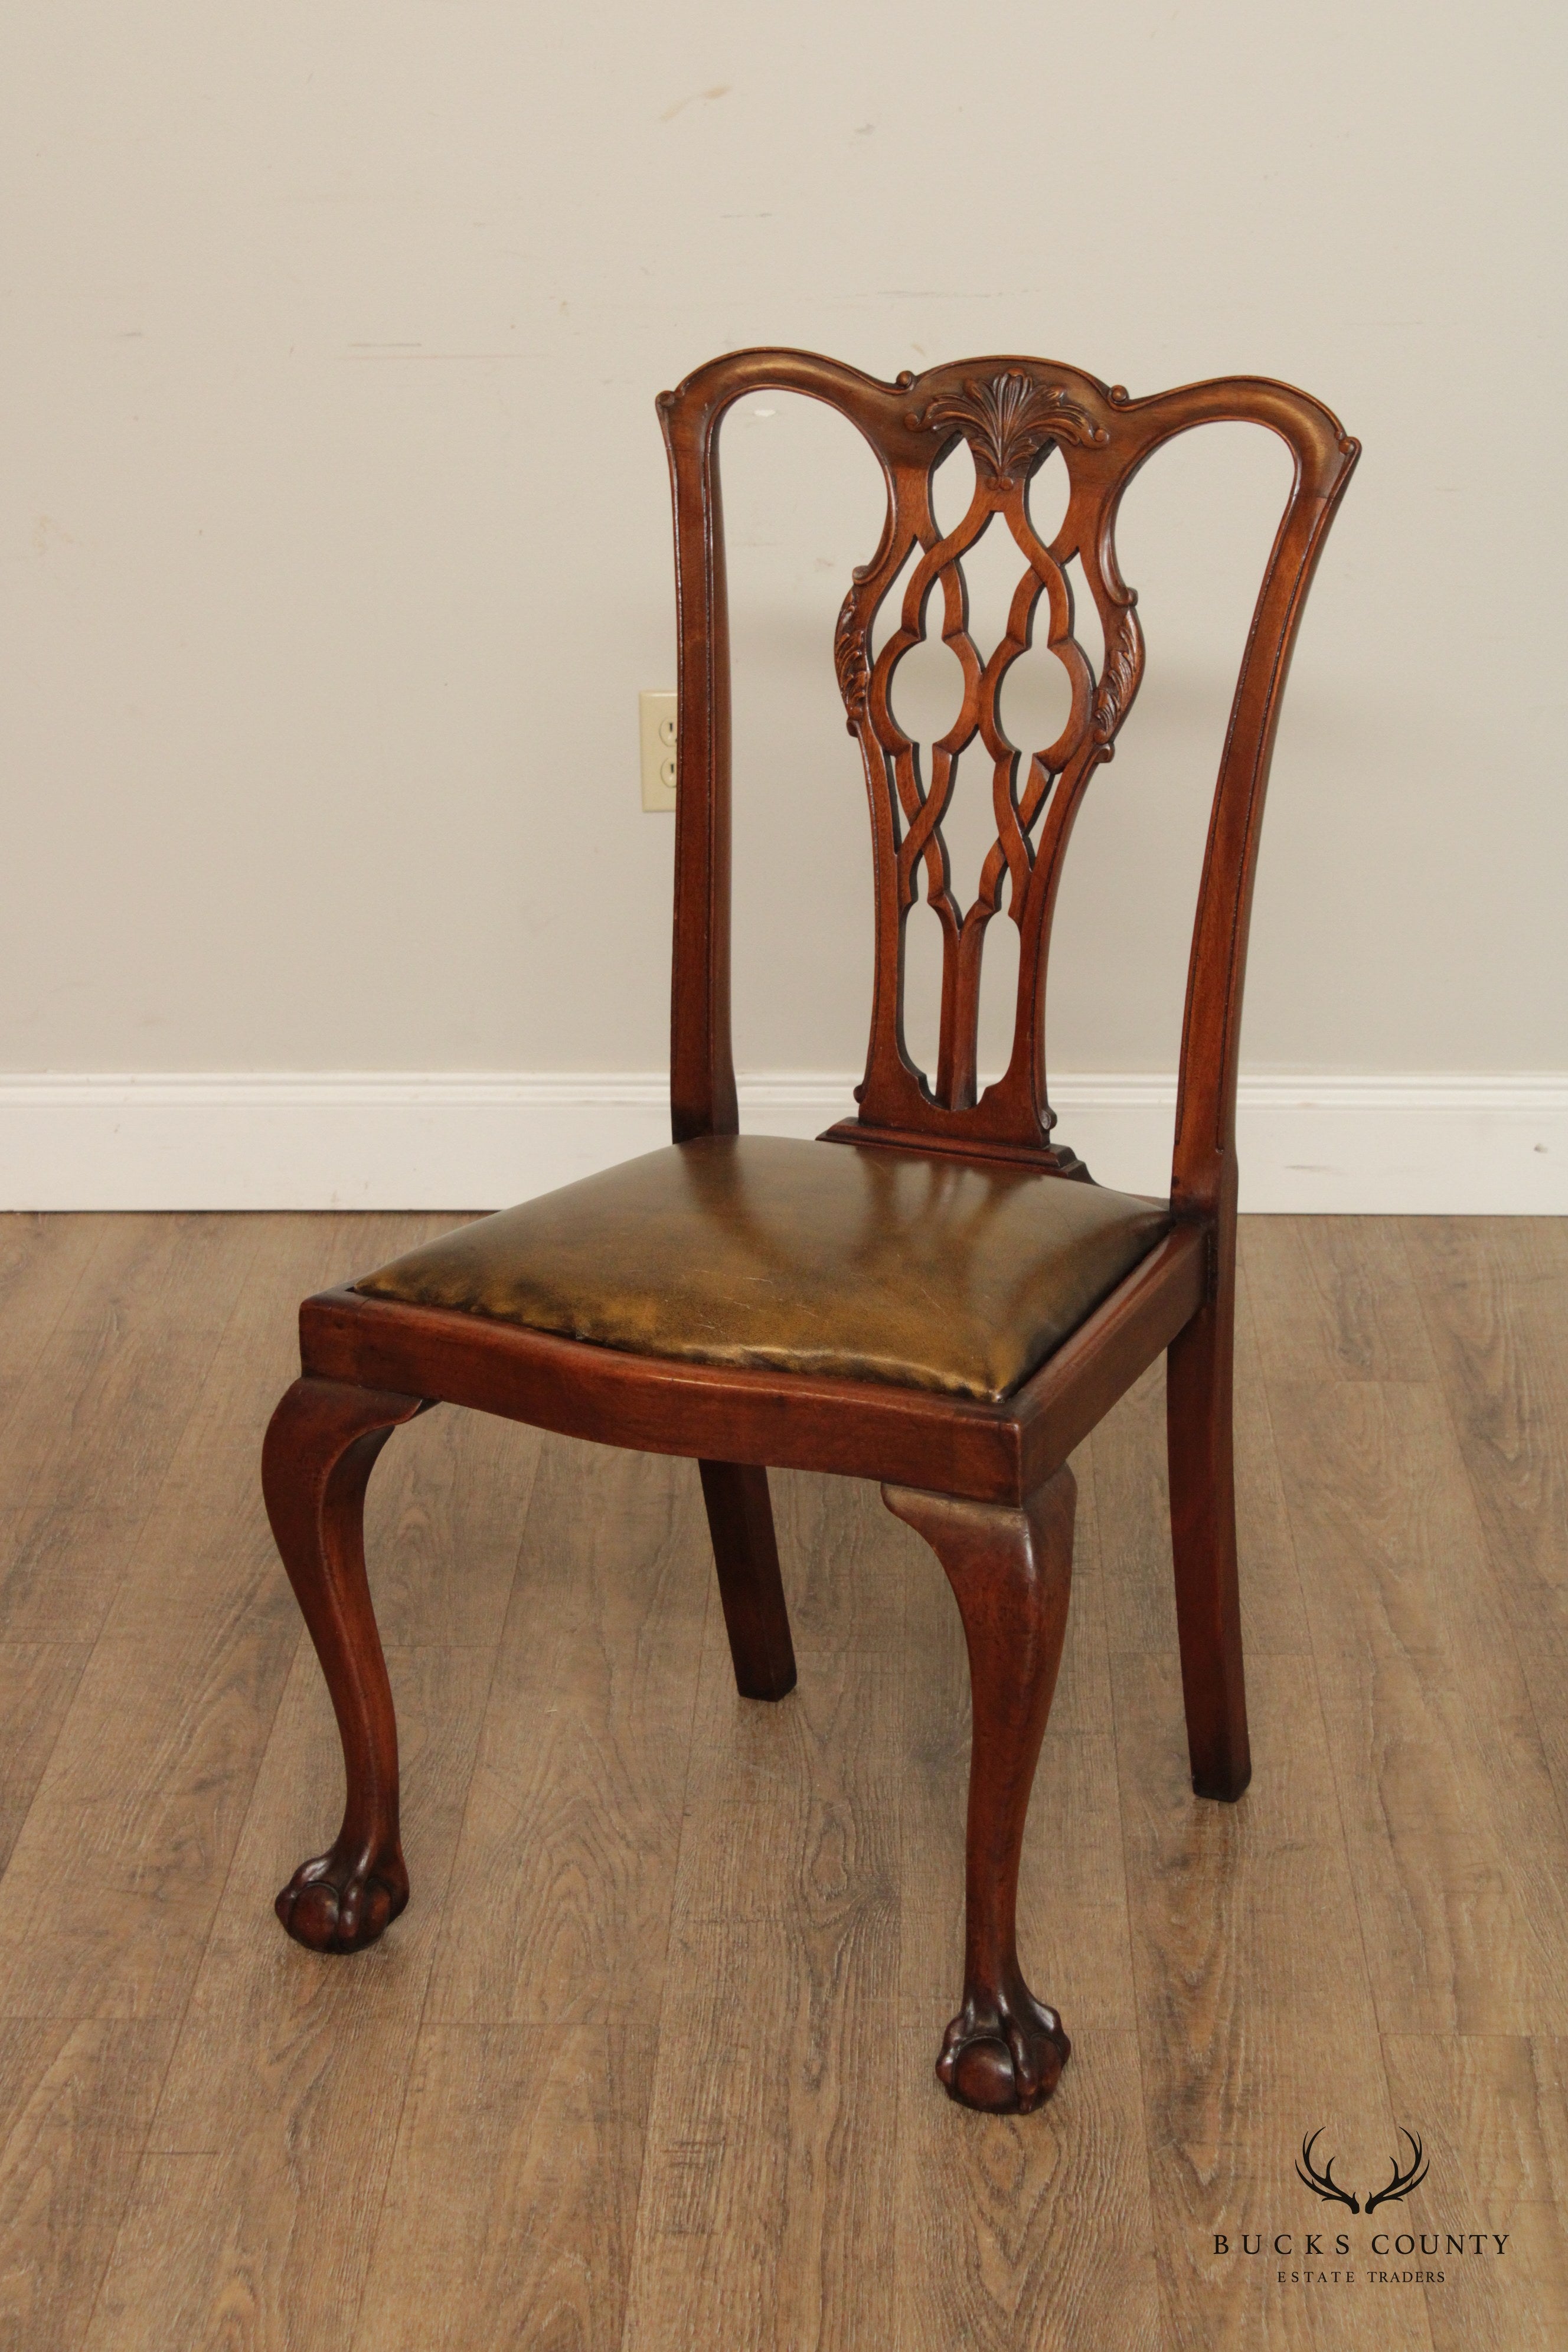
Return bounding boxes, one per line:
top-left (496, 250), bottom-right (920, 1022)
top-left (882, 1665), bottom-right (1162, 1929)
top-left (1, 1070), bottom-right (1564, 1213)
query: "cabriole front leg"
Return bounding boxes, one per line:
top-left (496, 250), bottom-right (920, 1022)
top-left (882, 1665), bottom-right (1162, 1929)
top-left (884, 1467), bottom-right (1076, 2115)
top-left (262, 1376), bottom-right (431, 1954)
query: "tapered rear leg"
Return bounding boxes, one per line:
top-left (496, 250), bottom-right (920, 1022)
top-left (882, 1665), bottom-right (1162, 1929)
top-left (263, 1375), bottom-right (432, 1952)
top-left (884, 1466), bottom-right (1076, 2115)
top-left (1166, 1238), bottom-right (1251, 1801)
top-left (698, 1460), bottom-right (796, 1700)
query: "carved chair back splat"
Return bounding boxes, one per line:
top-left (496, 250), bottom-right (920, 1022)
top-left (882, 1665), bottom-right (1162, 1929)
top-left (262, 346), bottom-right (1358, 2119)
top-left (661, 348), bottom-right (1357, 1207)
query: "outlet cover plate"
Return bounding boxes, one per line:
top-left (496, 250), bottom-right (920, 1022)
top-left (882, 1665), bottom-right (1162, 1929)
top-left (639, 690), bottom-right (677, 812)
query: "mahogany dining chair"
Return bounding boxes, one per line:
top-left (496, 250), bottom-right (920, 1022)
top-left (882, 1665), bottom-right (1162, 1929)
top-left (261, 347), bottom-right (1358, 2113)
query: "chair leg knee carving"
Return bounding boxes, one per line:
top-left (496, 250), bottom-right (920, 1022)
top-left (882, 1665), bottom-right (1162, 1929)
top-left (884, 1466), bottom-right (1076, 2114)
top-left (263, 1376), bottom-right (431, 1954)
top-left (1165, 1274), bottom-right (1251, 1803)
top-left (698, 1459), bottom-right (797, 1701)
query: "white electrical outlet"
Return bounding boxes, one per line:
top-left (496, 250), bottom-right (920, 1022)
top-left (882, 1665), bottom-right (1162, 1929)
top-left (639, 690), bottom-right (678, 811)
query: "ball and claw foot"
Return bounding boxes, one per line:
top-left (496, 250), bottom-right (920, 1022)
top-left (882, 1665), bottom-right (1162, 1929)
top-left (936, 1977), bottom-right (1071, 2114)
top-left (275, 1838), bottom-right (409, 1954)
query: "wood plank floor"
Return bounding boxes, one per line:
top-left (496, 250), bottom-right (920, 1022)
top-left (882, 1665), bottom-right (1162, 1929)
top-left (1, 1211), bottom-right (1564, 2349)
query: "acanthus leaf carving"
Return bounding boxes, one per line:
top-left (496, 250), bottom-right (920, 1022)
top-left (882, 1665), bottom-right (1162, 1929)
top-left (834, 576), bottom-right (871, 724)
top-left (911, 371), bottom-right (1109, 484)
top-left (1091, 606), bottom-right (1142, 742)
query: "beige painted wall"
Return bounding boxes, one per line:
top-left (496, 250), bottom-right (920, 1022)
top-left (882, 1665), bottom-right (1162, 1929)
top-left (3, 0), bottom-right (1563, 1084)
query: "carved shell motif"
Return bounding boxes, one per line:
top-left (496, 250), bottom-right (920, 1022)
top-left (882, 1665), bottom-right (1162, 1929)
top-left (912, 371), bottom-right (1109, 483)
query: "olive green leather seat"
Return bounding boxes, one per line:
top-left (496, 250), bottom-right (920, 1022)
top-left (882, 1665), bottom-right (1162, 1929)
top-left (357, 1135), bottom-right (1170, 1407)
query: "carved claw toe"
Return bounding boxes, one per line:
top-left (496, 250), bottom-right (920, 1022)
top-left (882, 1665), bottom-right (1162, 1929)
top-left (275, 1842), bottom-right (409, 1954)
top-left (936, 1981), bottom-right (1070, 2115)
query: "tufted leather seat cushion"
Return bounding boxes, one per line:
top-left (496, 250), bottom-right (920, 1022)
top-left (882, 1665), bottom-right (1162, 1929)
top-left (354, 1135), bottom-right (1171, 1406)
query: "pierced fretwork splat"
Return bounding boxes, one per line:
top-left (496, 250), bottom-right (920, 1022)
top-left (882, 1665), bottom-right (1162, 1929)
top-left (658, 345), bottom-right (1358, 1189)
top-left (831, 367), bottom-right (1144, 1164)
